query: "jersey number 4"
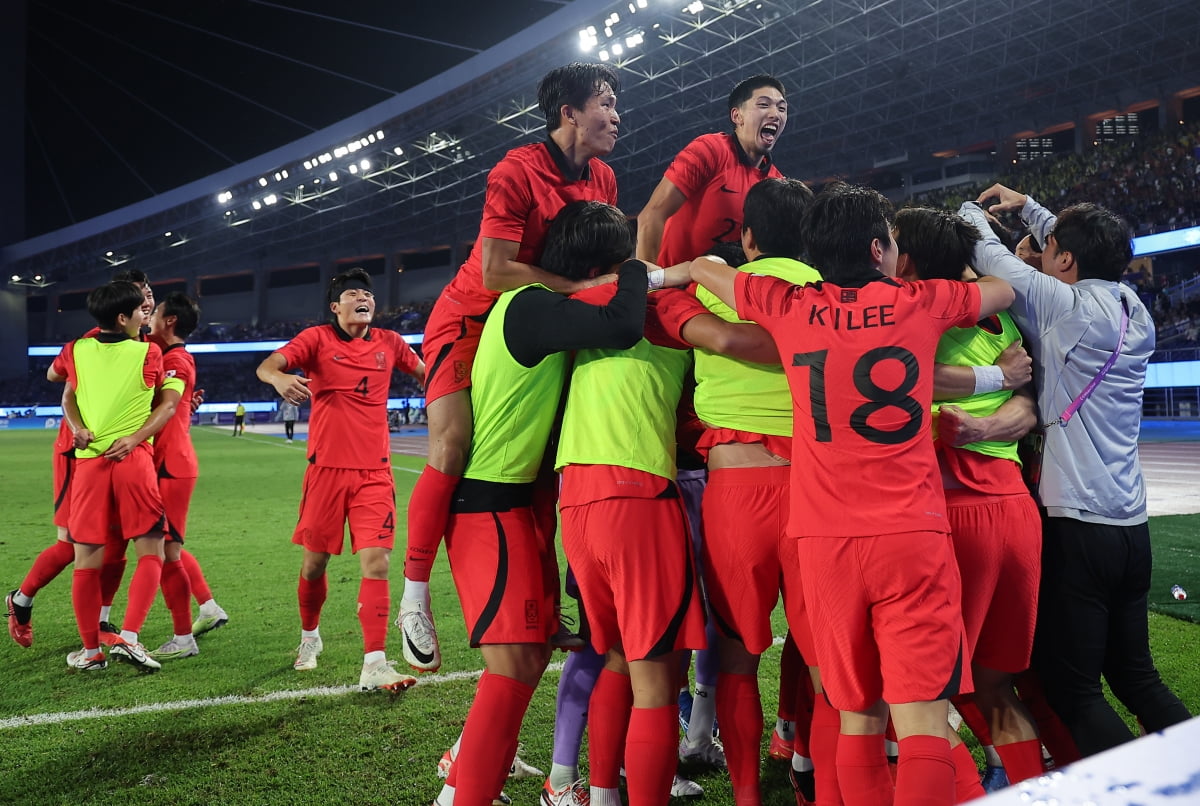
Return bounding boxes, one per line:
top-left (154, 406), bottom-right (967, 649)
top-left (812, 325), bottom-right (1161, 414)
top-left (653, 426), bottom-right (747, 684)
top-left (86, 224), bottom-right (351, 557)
top-left (793, 347), bottom-right (923, 445)
top-left (354, 376), bottom-right (370, 397)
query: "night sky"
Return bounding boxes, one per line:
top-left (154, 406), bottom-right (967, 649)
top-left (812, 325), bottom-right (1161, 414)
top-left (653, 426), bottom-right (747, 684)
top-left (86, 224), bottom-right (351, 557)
top-left (22, 0), bottom-right (568, 239)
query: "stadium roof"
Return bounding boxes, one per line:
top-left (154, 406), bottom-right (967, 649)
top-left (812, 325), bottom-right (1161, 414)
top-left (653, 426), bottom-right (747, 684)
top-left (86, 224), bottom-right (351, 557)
top-left (8, 0), bottom-right (1200, 289)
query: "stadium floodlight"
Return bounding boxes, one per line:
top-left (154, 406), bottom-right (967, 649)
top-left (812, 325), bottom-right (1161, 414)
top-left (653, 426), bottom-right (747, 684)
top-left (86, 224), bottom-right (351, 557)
top-left (106, 250), bottom-right (113, 257)
top-left (599, 49), bottom-right (610, 61)
top-left (329, 171), bottom-right (338, 181)
top-left (637, 0), bottom-right (647, 7)
top-left (612, 43), bottom-right (624, 56)
top-left (334, 146), bottom-right (348, 158)
top-left (258, 177), bottom-right (268, 186)
top-left (367, 134), bottom-right (376, 143)
top-left (376, 130), bottom-right (384, 139)
top-left (10, 274), bottom-right (19, 282)
top-left (393, 146), bottom-right (404, 156)
top-left (263, 194), bottom-right (278, 205)
top-left (607, 12), bottom-right (620, 24)
top-left (359, 159), bottom-right (370, 170)
top-left (303, 160), bottom-right (313, 170)
top-left (252, 200), bottom-right (262, 210)
top-left (348, 164), bottom-right (358, 174)
top-left (164, 231), bottom-right (172, 237)
top-left (686, 1), bottom-right (703, 13)
top-left (281, 169), bottom-right (289, 179)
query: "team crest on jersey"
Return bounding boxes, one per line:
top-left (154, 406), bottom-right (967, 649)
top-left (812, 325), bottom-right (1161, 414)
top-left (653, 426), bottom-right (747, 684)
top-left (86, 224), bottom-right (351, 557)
top-left (840, 289), bottom-right (858, 303)
top-left (375, 351), bottom-right (386, 369)
top-left (165, 369), bottom-right (177, 378)
top-left (453, 360), bottom-right (468, 384)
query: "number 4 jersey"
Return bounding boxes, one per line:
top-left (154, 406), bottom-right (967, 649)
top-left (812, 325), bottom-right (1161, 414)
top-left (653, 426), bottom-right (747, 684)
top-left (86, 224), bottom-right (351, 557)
top-left (276, 323), bottom-right (422, 468)
top-left (734, 272), bottom-right (981, 538)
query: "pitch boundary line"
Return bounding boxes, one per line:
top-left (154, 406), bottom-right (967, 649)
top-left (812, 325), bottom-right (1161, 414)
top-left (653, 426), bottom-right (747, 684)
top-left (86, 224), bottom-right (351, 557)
top-left (1, 636), bottom-right (791, 731)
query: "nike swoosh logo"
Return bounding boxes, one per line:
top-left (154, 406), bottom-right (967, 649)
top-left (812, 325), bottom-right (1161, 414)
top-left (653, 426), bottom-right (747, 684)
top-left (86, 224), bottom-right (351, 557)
top-left (719, 184), bottom-right (737, 193)
top-left (406, 635), bottom-right (435, 664)
top-left (333, 355), bottom-right (346, 361)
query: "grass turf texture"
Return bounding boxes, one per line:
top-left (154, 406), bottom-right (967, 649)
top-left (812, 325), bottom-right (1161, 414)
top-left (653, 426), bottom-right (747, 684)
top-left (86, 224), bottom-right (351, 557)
top-left (1, 427), bottom-right (1197, 805)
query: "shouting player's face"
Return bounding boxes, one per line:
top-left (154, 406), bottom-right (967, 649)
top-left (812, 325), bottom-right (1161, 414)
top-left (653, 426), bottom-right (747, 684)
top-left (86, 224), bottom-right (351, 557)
top-left (571, 82), bottom-right (620, 158)
top-left (332, 288), bottom-right (375, 330)
top-left (732, 86), bottom-right (787, 159)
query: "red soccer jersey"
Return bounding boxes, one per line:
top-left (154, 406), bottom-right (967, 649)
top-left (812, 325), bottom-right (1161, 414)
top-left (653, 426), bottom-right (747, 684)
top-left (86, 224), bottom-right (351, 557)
top-left (52, 326), bottom-right (104, 453)
top-left (442, 141), bottom-right (619, 314)
top-left (275, 324), bottom-right (421, 469)
top-left (735, 273), bottom-right (981, 538)
top-left (154, 342), bottom-right (199, 479)
top-left (657, 133), bottom-right (783, 266)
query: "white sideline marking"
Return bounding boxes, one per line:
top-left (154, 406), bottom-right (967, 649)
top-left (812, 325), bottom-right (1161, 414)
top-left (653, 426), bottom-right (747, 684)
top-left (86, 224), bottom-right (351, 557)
top-left (0, 661), bottom-right (564, 731)
top-left (194, 425), bottom-right (422, 474)
top-left (1, 638), bottom-right (793, 731)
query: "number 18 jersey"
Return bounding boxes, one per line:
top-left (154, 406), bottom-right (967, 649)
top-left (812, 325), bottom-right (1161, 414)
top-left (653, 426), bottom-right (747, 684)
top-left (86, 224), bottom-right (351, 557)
top-left (735, 273), bottom-right (980, 538)
top-left (276, 324), bottom-right (422, 469)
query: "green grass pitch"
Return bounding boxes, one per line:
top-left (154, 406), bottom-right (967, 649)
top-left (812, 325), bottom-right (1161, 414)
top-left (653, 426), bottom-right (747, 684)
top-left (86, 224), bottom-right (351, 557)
top-left (1, 427), bottom-right (1196, 805)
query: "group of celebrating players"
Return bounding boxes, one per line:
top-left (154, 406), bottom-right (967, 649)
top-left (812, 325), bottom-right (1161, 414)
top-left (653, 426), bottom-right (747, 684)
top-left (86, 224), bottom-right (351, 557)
top-left (8, 60), bottom-right (1193, 806)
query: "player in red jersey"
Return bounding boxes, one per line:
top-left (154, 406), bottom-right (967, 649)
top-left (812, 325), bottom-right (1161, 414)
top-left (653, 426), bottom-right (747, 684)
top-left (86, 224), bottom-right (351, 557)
top-left (399, 63), bottom-right (624, 673)
top-left (894, 206), bottom-right (1046, 795)
top-left (7, 271), bottom-right (156, 648)
top-left (257, 267), bottom-right (425, 691)
top-left (673, 183), bottom-right (1015, 806)
top-left (142, 292), bottom-right (230, 660)
top-left (637, 74), bottom-right (787, 266)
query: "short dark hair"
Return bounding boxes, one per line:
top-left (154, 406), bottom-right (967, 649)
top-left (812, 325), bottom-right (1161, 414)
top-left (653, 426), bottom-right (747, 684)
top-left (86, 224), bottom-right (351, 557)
top-left (111, 269), bottom-right (149, 286)
top-left (704, 241), bottom-right (748, 268)
top-left (540, 201), bottom-right (633, 281)
top-left (728, 74), bottom-right (785, 112)
top-left (328, 267), bottom-right (373, 303)
top-left (87, 281), bottom-right (145, 330)
top-left (743, 178), bottom-right (813, 260)
top-left (800, 182), bottom-right (894, 283)
top-left (1050, 203), bottom-right (1132, 282)
top-left (159, 292), bottom-right (201, 338)
top-left (893, 207), bottom-right (980, 281)
top-left (537, 63), bottom-right (620, 134)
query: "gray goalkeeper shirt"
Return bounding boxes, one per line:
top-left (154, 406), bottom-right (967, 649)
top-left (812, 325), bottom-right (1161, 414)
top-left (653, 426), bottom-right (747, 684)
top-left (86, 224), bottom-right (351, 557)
top-left (959, 198), bottom-right (1153, 525)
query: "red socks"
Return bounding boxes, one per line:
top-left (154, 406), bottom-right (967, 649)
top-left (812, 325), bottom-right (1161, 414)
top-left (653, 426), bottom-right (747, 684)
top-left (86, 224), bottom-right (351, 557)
top-left (836, 734), bottom-right (893, 806)
top-left (160, 559), bottom-right (194, 635)
top-left (99, 556), bottom-right (126, 608)
top-left (20, 540), bottom-right (75, 596)
top-left (454, 672), bottom-right (535, 806)
top-left (357, 577), bottom-right (390, 654)
top-left (811, 694), bottom-right (843, 806)
top-left (896, 735), bottom-right (955, 806)
top-left (298, 574), bottom-right (328, 631)
top-left (404, 465), bottom-right (459, 583)
top-left (121, 555), bottom-right (164, 635)
top-left (994, 738), bottom-right (1046, 784)
top-left (718, 672), bottom-right (764, 805)
top-left (180, 549), bottom-right (213, 604)
top-left (588, 669), bottom-right (633, 789)
top-left (71, 568), bottom-right (102, 649)
top-left (625, 705), bottom-right (679, 806)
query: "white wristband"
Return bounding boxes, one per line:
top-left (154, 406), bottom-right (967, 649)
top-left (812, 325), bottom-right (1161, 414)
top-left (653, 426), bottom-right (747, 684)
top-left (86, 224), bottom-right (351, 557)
top-left (972, 364), bottom-right (1005, 395)
top-left (647, 268), bottom-right (665, 289)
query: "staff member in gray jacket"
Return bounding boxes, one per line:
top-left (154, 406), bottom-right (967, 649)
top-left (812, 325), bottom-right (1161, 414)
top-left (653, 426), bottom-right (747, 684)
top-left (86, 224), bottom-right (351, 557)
top-left (958, 184), bottom-right (1190, 758)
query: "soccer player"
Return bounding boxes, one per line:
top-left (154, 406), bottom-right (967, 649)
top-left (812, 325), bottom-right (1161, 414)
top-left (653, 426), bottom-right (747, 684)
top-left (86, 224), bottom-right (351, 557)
top-left (256, 267), bottom-right (425, 691)
top-left (7, 270), bottom-right (156, 648)
top-left (962, 185), bottom-right (1192, 757)
top-left (555, 247), bottom-right (778, 806)
top-left (57, 281), bottom-right (185, 672)
top-left (434, 201), bottom-right (650, 806)
top-left (400, 62), bottom-right (623, 674)
top-left (689, 177), bottom-right (820, 806)
top-left (145, 292), bottom-right (230, 660)
top-left (636, 74), bottom-right (787, 266)
top-left (678, 183), bottom-right (1015, 806)
top-left (893, 206), bottom-right (1046, 789)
